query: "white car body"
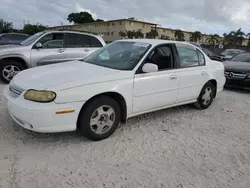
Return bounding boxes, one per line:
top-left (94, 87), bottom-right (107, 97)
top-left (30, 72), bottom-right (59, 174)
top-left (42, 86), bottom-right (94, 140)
top-left (4, 39), bottom-right (226, 134)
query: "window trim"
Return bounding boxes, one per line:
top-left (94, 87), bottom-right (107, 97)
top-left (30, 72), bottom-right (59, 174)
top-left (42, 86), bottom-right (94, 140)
top-left (196, 49), bottom-right (206, 66)
top-left (135, 43), bottom-right (178, 74)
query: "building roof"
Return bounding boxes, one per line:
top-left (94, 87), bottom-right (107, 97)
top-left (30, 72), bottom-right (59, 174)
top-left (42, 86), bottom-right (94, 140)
top-left (102, 18), bottom-right (158, 25)
top-left (47, 18), bottom-right (158, 30)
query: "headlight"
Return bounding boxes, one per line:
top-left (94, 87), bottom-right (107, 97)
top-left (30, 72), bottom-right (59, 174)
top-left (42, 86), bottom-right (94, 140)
top-left (24, 90), bottom-right (56, 102)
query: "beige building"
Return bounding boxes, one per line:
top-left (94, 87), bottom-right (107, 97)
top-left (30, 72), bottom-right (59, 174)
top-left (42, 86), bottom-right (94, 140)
top-left (47, 18), bottom-right (157, 42)
top-left (47, 18), bottom-right (249, 46)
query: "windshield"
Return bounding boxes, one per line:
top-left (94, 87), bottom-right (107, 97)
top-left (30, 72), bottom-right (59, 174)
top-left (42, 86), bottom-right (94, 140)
top-left (230, 53), bottom-right (250, 62)
top-left (20, 32), bottom-right (45, 46)
top-left (83, 41), bottom-right (151, 70)
top-left (221, 49), bottom-right (243, 56)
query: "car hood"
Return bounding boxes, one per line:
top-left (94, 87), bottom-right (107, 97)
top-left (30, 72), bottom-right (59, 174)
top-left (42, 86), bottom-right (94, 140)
top-left (11, 61), bottom-right (128, 90)
top-left (0, 44), bottom-right (26, 54)
top-left (223, 61), bottom-right (250, 73)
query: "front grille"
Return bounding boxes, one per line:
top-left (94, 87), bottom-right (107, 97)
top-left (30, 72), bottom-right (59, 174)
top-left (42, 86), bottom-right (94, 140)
top-left (9, 84), bottom-right (24, 98)
top-left (224, 71), bottom-right (247, 79)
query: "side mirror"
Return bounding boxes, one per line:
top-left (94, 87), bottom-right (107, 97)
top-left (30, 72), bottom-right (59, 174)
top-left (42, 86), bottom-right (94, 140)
top-left (142, 63), bottom-right (158, 73)
top-left (35, 42), bottom-right (42, 49)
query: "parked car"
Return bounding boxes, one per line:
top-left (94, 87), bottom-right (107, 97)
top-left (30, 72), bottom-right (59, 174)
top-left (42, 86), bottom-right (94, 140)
top-left (224, 52), bottom-right (250, 89)
top-left (0, 30), bottom-right (106, 83)
top-left (219, 49), bottom-right (245, 61)
top-left (3, 39), bottom-right (225, 141)
top-left (0, 33), bottom-right (29, 46)
top-left (201, 48), bottom-right (223, 62)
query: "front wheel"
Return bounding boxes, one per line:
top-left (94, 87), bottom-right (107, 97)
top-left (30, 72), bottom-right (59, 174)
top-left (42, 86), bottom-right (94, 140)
top-left (78, 96), bottom-right (121, 141)
top-left (194, 82), bottom-right (216, 109)
top-left (0, 60), bottom-right (25, 83)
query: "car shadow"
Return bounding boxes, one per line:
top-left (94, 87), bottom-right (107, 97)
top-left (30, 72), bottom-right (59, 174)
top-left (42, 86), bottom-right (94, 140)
top-left (224, 87), bottom-right (250, 94)
top-left (5, 104), bottom-right (196, 147)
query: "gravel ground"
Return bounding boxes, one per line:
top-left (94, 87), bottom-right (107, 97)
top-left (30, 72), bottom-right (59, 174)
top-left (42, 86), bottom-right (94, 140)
top-left (0, 82), bottom-right (250, 188)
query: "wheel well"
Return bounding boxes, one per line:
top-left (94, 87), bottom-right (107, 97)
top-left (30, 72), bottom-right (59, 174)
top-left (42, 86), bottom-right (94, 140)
top-left (77, 92), bottom-right (127, 127)
top-left (1, 57), bottom-right (28, 69)
top-left (208, 79), bottom-right (217, 97)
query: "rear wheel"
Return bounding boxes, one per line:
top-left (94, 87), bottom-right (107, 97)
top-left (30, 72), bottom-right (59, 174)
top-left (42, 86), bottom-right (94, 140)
top-left (0, 60), bottom-right (25, 83)
top-left (194, 82), bottom-right (216, 109)
top-left (78, 96), bottom-right (121, 141)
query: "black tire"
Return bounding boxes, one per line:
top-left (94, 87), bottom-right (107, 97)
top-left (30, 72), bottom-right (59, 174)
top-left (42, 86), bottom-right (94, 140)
top-left (194, 82), bottom-right (216, 109)
top-left (0, 60), bottom-right (25, 84)
top-left (78, 96), bottom-right (121, 141)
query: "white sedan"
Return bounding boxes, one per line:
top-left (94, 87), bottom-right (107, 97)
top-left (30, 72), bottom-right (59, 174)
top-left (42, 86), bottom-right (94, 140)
top-left (4, 39), bottom-right (225, 141)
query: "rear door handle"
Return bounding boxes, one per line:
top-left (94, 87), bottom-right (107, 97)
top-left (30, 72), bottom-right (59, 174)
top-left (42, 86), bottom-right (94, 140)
top-left (201, 71), bottom-right (207, 76)
top-left (57, 49), bottom-right (65, 53)
top-left (170, 75), bottom-right (178, 80)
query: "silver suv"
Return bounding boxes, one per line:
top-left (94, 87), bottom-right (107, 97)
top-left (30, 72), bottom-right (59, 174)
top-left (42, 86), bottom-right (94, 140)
top-left (0, 30), bottom-right (106, 83)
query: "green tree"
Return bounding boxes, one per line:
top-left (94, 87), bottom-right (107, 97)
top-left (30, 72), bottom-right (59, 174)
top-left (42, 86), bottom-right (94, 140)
top-left (0, 19), bottom-right (13, 33)
top-left (134, 29), bottom-right (144, 38)
top-left (146, 29), bottom-right (158, 39)
top-left (206, 34), bottom-right (220, 45)
top-left (174, 29), bottom-right (185, 41)
top-left (96, 19), bottom-right (104, 22)
top-left (247, 33), bottom-right (250, 46)
top-left (190, 31), bottom-right (202, 42)
top-left (160, 35), bottom-right (170, 40)
top-left (23, 24), bottom-right (46, 35)
top-left (126, 30), bottom-right (135, 39)
top-left (119, 31), bottom-right (127, 38)
top-left (67, 12), bottom-right (95, 24)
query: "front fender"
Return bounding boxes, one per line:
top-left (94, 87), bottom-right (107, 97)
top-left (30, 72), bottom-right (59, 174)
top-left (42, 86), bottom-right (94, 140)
top-left (53, 78), bottom-right (134, 116)
top-left (0, 54), bottom-right (29, 67)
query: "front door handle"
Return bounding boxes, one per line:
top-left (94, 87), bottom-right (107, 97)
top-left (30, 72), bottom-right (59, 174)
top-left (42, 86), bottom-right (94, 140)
top-left (170, 75), bottom-right (178, 80)
top-left (57, 49), bottom-right (65, 53)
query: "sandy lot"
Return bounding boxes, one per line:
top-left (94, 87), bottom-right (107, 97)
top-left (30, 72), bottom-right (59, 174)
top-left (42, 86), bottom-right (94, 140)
top-left (0, 83), bottom-right (250, 188)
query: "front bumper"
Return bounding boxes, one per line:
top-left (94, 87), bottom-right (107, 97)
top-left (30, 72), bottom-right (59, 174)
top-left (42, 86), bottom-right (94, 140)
top-left (3, 86), bottom-right (84, 133)
top-left (225, 78), bottom-right (250, 89)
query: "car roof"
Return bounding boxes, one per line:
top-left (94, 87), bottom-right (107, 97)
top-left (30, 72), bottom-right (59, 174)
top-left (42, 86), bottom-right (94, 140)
top-left (116, 39), bottom-right (198, 47)
top-left (46, 30), bottom-right (98, 37)
top-left (0, 33), bottom-right (29, 36)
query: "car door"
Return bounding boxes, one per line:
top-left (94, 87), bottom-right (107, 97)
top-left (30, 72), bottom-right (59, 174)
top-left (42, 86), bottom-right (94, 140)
top-left (30, 32), bottom-right (66, 67)
top-left (175, 43), bottom-right (209, 103)
top-left (133, 44), bottom-right (179, 113)
top-left (64, 33), bottom-right (103, 61)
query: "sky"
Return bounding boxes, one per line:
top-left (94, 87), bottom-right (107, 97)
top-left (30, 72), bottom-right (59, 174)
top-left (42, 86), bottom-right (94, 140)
top-left (1, 0), bottom-right (250, 36)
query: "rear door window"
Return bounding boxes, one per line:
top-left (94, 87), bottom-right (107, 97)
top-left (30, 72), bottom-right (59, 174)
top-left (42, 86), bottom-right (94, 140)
top-left (65, 33), bottom-right (102, 48)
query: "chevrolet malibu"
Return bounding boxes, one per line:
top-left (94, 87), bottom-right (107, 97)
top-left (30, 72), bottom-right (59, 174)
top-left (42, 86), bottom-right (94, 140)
top-left (4, 39), bottom-right (225, 141)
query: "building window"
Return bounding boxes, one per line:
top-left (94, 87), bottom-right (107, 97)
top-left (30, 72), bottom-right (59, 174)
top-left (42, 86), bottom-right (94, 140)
top-left (111, 32), bottom-right (114, 36)
top-left (120, 21), bottom-right (123, 25)
top-left (107, 32), bottom-right (110, 36)
top-left (112, 22), bottom-right (115, 26)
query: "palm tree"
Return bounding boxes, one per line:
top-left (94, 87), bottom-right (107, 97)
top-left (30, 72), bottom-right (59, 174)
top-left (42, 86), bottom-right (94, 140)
top-left (190, 31), bottom-right (202, 43)
top-left (206, 34), bottom-right (220, 45)
top-left (0, 19), bottom-right (13, 33)
top-left (174, 29), bottom-right (185, 41)
top-left (119, 31), bottom-right (127, 39)
top-left (227, 28), bottom-right (245, 46)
